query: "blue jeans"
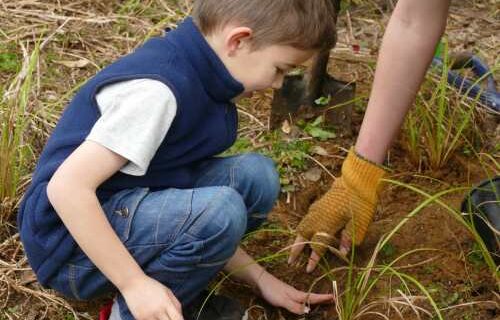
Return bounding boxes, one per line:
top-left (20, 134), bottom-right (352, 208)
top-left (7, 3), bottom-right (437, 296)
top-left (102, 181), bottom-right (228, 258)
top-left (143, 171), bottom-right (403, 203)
top-left (47, 153), bottom-right (280, 319)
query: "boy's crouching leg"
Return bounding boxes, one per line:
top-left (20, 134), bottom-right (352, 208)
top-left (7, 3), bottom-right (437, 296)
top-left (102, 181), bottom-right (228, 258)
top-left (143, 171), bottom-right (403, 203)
top-left (113, 186), bottom-right (248, 319)
top-left (194, 153), bottom-right (281, 232)
top-left (232, 153), bottom-right (281, 231)
top-left (47, 186), bottom-right (248, 319)
top-left (151, 186), bottom-right (247, 305)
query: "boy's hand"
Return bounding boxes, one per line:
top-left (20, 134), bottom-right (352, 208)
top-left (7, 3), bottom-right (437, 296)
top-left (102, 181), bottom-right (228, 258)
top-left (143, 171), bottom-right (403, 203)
top-left (120, 274), bottom-right (183, 320)
top-left (289, 148), bottom-right (386, 272)
top-left (255, 271), bottom-right (334, 314)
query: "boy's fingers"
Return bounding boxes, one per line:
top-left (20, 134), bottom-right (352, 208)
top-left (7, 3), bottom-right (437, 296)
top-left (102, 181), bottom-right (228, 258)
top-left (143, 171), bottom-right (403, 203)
top-left (166, 293), bottom-right (179, 310)
top-left (285, 299), bottom-right (308, 315)
top-left (287, 292), bottom-right (334, 315)
top-left (305, 293), bottom-right (335, 304)
top-left (288, 236), bottom-right (306, 264)
top-left (282, 290), bottom-right (306, 314)
top-left (289, 288), bottom-right (309, 302)
top-left (170, 293), bottom-right (182, 311)
top-left (164, 290), bottom-right (183, 315)
top-left (157, 313), bottom-right (171, 320)
top-left (165, 303), bottom-right (184, 320)
top-left (292, 290), bottom-right (334, 305)
top-left (306, 251), bottom-right (321, 273)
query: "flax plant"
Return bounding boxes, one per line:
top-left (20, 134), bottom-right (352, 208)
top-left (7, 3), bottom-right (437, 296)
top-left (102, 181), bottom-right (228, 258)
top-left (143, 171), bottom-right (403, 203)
top-left (308, 178), bottom-right (499, 320)
top-left (403, 41), bottom-right (493, 171)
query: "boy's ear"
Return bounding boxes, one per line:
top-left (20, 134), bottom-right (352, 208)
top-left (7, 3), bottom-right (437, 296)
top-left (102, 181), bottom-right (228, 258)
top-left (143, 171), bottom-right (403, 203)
top-left (225, 27), bottom-right (253, 56)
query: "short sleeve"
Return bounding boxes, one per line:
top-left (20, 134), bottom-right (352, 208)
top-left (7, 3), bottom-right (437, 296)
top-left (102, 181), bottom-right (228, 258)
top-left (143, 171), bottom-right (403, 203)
top-left (86, 79), bottom-right (177, 176)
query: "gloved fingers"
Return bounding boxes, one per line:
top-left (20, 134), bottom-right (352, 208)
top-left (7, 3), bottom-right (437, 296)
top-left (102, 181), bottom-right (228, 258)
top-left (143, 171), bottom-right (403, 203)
top-left (288, 235), bottom-right (307, 264)
top-left (339, 229), bottom-right (352, 256)
top-left (294, 210), bottom-right (344, 269)
top-left (306, 232), bottom-right (337, 271)
top-left (306, 250), bottom-right (322, 273)
top-left (310, 232), bottom-right (336, 253)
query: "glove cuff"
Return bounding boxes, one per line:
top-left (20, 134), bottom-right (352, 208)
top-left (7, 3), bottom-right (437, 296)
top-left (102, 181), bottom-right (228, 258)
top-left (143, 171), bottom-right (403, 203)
top-left (341, 147), bottom-right (386, 199)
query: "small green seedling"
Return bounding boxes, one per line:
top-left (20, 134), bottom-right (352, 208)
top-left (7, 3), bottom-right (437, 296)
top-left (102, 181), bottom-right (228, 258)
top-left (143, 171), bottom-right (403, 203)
top-left (314, 95), bottom-right (331, 106)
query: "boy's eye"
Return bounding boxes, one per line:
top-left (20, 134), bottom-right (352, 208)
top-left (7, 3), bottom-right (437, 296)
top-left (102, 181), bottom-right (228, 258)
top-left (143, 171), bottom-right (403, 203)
top-left (276, 67), bottom-right (285, 74)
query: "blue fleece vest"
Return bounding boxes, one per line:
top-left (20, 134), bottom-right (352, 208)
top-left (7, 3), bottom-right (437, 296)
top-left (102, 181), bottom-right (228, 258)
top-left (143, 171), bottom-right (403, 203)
top-left (17, 17), bottom-right (244, 286)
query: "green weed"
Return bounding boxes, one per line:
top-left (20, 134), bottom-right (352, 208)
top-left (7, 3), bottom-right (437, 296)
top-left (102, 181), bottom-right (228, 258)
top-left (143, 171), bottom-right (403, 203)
top-left (380, 242), bottom-right (397, 261)
top-left (64, 314), bottom-right (76, 320)
top-left (467, 242), bottom-right (487, 269)
top-left (222, 137), bottom-right (254, 155)
top-left (314, 95), bottom-right (332, 106)
top-left (118, 0), bottom-right (144, 15)
top-left (262, 132), bottom-right (313, 191)
top-left (0, 50), bottom-right (20, 73)
top-left (299, 116), bottom-right (337, 141)
top-left (222, 131), bottom-right (315, 192)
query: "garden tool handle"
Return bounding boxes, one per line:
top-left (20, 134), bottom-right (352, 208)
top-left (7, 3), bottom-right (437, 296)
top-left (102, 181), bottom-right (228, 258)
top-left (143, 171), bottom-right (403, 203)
top-left (432, 53), bottom-right (499, 111)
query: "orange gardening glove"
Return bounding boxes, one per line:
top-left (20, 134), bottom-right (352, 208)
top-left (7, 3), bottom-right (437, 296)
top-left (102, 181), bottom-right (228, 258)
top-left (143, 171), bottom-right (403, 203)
top-left (296, 147), bottom-right (386, 257)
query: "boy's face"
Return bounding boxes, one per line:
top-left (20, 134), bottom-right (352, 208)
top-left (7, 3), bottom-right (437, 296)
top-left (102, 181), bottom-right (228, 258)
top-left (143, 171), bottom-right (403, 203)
top-left (207, 26), bottom-right (315, 96)
top-left (227, 45), bottom-right (314, 95)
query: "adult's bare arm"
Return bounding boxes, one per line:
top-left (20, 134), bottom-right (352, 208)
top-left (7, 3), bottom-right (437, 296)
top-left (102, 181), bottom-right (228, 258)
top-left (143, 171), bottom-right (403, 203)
top-left (355, 0), bottom-right (451, 163)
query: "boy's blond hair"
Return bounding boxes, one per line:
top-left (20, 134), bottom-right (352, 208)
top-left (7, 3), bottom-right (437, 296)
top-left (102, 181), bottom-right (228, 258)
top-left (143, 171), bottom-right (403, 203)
top-left (192, 0), bottom-right (338, 51)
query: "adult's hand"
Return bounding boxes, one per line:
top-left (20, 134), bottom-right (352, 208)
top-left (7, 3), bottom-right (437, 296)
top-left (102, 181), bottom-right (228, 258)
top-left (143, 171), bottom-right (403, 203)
top-left (289, 148), bottom-right (385, 272)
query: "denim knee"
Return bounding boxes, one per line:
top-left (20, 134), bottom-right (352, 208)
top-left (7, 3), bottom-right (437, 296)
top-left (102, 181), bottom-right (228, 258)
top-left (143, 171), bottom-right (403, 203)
top-left (236, 153), bottom-right (280, 214)
top-left (190, 186), bottom-right (247, 263)
top-left (211, 186), bottom-right (247, 244)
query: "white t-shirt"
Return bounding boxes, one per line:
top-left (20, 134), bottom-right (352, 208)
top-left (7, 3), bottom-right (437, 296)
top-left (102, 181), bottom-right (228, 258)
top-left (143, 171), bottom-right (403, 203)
top-left (85, 79), bottom-right (177, 176)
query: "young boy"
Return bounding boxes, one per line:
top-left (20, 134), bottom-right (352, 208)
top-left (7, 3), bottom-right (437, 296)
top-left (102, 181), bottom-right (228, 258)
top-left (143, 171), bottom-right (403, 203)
top-left (18, 1), bottom-right (337, 319)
